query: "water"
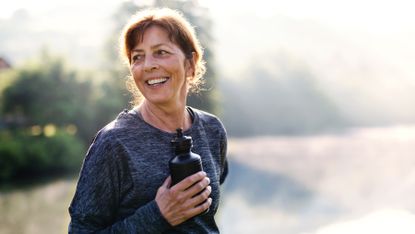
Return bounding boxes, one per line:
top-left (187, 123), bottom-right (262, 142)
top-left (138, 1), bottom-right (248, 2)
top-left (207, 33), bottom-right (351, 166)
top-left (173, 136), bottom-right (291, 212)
top-left (219, 125), bottom-right (415, 234)
top-left (1, 125), bottom-right (415, 234)
top-left (0, 177), bottom-right (76, 234)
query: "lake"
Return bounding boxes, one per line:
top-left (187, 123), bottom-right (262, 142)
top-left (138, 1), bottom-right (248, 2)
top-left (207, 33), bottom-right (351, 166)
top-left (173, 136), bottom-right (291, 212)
top-left (1, 125), bottom-right (415, 233)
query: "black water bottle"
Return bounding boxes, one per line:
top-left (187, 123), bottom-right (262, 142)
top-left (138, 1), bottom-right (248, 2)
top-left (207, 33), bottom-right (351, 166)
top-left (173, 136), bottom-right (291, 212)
top-left (169, 128), bottom-right (205, 185)
top-left (169, 128), bottom-right (209, 214)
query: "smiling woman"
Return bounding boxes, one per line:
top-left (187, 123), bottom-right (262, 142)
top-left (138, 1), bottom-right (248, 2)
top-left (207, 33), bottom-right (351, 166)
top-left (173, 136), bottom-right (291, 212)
top-left (121, 8), bottom-right (206, 107)
top-left (128, 26), bottom-right (191, 113)
top-left (68, 7), bottom-right (228, 234)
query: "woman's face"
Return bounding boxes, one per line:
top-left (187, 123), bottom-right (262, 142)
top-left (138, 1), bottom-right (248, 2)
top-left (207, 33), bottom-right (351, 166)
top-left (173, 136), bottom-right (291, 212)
top-left (130, 25), bottom-right (193, 108)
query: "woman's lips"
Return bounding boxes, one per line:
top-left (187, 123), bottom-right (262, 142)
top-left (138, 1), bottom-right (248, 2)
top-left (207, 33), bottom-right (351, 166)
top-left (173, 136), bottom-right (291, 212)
top-left (146, 77), bottom-right (169, 86)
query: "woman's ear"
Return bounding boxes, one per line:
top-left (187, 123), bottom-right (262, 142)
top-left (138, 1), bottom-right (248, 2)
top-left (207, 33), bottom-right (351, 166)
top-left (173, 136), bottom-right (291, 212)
top-left (185, 52), bottom-right (197, 78)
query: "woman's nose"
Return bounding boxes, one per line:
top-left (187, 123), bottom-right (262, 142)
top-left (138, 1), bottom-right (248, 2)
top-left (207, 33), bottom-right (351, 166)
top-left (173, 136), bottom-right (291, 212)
top-left (144, 56), bottom-right (159, 72)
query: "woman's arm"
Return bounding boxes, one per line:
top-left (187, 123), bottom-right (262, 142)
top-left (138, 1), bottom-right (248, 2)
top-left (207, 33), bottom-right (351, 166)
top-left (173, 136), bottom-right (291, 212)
top-left (68, 135), bottom-right (171, 234)
top-left (68, 133), bottom-right (212, 233)
top-left (219, 125), bottom-right (228, 185)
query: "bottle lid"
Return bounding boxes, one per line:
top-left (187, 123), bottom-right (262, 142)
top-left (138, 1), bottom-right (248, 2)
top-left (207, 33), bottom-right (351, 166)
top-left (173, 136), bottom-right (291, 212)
top-left (171, 128), bottom-right (192, 154)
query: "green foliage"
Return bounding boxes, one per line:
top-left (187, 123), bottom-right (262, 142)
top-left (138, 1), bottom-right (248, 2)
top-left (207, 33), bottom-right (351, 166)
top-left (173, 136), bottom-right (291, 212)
top-left (0, 129), bottom-right (84, 181)
top-left (0, 69), bottom-right (17, 113)
top-left (0, 69), bottom-right (17, 91)
top-left (1, 52), bottom-right (102, 142)
top-left (0, 52), bottom-right (109, 182)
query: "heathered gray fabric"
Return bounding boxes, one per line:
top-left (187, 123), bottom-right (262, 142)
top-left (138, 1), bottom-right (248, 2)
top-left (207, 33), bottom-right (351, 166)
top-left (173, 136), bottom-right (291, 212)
top-left (68, 107), bottom-right (228, 233)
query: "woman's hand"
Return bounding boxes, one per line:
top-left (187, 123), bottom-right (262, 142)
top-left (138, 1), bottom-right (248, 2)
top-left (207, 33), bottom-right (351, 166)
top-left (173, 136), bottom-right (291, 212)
top-left (155, 171), bottom-right (212, 226)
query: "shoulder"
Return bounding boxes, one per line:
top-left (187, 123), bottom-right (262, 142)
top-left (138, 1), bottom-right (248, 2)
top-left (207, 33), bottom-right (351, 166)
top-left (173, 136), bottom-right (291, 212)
top-left (95, 109), bottom-right (140, 140)
top-left (86, 109), bottom-right (140, 158)
top-left (190, 107), bottom-right (223, 126)
top-left (190, 107), bottom-right (227, 137)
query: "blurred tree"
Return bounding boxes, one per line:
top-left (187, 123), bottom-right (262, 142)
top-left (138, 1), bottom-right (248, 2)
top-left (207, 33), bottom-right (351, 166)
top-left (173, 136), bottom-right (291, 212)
top-left (0, 52), bottom-right (98, 181)
top-left (103, 0), bottom-right (219, 113)
top-left (1, 51), bottom-right (96, 143)
top-left (221, 53), bottom-right (349, 136)
top-left (0, 129), bottom-right (84, 181)
top-left (0, 68), bottom-right (17, 127)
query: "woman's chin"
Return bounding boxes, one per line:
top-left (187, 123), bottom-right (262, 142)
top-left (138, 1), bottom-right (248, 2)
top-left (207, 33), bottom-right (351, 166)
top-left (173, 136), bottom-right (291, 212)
top-left (144, 94), bottom-right (175, 106)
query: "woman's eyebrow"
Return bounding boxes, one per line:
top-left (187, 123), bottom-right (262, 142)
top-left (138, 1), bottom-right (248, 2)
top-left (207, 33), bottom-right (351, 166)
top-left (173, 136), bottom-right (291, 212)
top-left (131, 49), bottom-right (143, 53)
top-left (151, 43), bottom-right (175, 50)
top-left (131, 43), bottom-right (173, 55)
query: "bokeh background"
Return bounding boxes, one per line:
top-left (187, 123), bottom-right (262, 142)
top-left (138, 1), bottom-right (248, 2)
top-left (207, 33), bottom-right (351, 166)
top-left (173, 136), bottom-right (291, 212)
top-left (1, 0), bottom-right (415, 233)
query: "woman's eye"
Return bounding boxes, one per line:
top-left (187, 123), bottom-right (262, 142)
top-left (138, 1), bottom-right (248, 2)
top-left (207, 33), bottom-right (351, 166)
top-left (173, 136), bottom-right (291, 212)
top-left (156, 50), bottom-right (169, 56)
top-left (132, 54), bottom-right (143, 62)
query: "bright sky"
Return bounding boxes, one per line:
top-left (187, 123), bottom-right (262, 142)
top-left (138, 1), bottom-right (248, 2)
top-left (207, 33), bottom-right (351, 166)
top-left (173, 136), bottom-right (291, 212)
top-left (204, 0), bottom-right (415, 33)
top-left (0, 0), bottom-right (144, 18)
top-left (2, 0), bottom-right (415, 35)
top-left (3, 0), bottom-right (415, 24)
top-left (3, 0), bottom-right (415, 79)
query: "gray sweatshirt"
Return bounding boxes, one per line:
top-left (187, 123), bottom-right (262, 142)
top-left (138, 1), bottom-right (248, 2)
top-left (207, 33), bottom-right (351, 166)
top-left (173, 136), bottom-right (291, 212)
top-left (68, 107), bottom-right (228, 233)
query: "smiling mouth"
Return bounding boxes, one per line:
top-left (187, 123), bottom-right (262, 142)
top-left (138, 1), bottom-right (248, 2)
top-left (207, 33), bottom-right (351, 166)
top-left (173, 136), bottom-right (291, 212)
top-left (146, 77), bottom-right (169, 86)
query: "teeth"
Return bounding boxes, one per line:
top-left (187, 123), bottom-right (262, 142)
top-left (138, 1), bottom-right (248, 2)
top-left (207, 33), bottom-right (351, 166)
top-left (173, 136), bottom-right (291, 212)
top-left (147, 77), bottom-right (168, 85)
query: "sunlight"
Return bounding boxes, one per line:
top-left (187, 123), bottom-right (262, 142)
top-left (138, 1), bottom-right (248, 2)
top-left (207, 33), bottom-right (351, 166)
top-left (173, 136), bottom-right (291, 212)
top-left (2, 1), bottom-right (415, 234)
top-left (1, 0), bottom-right (55, 18)
top-left (0, 0), bottom-right (118, 19)
top-left (315, 209), bottom-right (415, 234)
top-left (44, 124), bottom-right (57, 137)
top-left (203, 0), bottom-right (415, 32)
top-left (30, 125), bottom-right (42, 136)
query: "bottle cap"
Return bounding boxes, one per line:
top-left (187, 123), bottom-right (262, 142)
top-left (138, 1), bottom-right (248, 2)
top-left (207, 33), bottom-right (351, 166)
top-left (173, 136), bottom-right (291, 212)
top-left (171, 128), bottom-right (192, 154)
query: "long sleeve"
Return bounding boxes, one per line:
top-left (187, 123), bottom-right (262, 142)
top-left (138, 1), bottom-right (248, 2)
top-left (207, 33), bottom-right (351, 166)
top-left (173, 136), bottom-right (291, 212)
top-left (219, 127), bottom-right (228, 185)
top-left (68, 132), bottom-right (171, 234)
top-left (69, 108), bottom-right (226, 233)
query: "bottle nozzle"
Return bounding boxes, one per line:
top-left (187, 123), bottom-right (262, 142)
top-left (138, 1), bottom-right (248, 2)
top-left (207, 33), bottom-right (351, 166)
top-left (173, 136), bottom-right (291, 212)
top-left (176, 128), bottom-right (183, 138)
top-left (171, 128), bottom-right (192, 154)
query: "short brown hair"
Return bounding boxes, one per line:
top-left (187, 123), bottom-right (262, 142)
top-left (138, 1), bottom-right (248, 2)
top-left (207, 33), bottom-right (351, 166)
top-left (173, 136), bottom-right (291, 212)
top-left (120, 8), bottom-right (206, 105)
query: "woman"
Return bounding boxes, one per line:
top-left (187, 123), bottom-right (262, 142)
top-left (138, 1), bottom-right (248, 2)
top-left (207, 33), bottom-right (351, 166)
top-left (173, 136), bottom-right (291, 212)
top-left (68, 8), bottom-right (228, 233)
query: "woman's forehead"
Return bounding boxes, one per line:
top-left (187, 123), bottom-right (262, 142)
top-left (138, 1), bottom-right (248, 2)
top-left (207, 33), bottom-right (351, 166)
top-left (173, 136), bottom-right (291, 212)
top-left (134, 26), bottom-right (179, 50)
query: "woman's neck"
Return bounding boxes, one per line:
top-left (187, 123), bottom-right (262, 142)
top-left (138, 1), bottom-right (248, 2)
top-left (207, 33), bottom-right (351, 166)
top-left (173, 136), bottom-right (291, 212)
top-left (138, 101), bottom-right (192, 133)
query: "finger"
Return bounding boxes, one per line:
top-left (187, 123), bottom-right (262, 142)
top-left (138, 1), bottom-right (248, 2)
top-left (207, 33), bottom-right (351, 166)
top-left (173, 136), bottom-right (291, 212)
top-left (163, 176), bottom-right (172, 188)
top-left (185, 177), bottom-right (210, 198)
top-left (171, 171), bottom-right (206, 192)
top-left (185, 197), bottom-right (212, 217)
top-left (186, 185), bottom-right (211, 208)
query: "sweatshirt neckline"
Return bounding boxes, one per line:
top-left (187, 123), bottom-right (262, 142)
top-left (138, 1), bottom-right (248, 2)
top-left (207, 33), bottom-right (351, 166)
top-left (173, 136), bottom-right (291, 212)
top-left (128, 106), bottom-right (199, 137)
